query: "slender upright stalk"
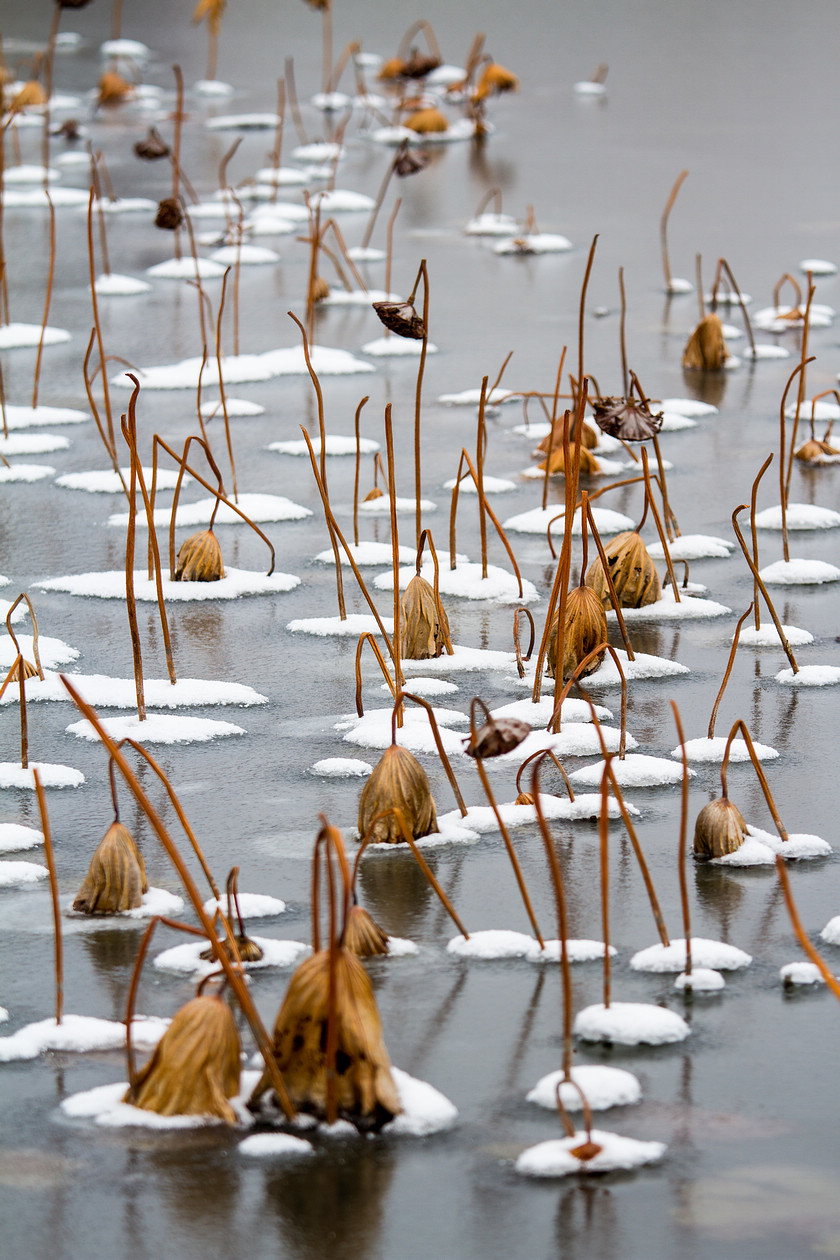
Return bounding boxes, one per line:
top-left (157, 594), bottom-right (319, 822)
top-left (671, 702), bottom-right (692, 979)
top-left (661, 170), bottom-right (689, 292)
top-left (33, 769), bottom-right (62, 1025)
top-left (707, 604), bottom-right (753, 739)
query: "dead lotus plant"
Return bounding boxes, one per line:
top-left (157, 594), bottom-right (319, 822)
top-left (73, 754), bottom-right (148, 914)
top-left (693, 719), bottom-right (789, 860)
top-left (400, 530), bottom-right (453, 660)
top-left (547, 493), bottom-right (607, 681)
top-left (200, 866), bottom-right (264, 963)
top-left (250, 820), bottom-right (401, 1129)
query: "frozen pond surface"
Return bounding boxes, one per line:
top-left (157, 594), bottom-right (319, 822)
top-left (2, 2), bottom-right (840, 1259)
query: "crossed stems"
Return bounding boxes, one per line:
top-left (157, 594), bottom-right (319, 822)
top-left (719, 718), bottom-right (789, 843)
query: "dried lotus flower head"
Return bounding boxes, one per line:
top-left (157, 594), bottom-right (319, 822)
top-left (311, 275), bottom-right (331, 303)
top-left (538, 443), bottom-right (601, 476)
top-left (377, 56), bottom-right (408, 81)
top-left (591, 396), bottom-right (663, 442)
top-left (394, 146), bottom-right (430, 176)
top-left (682, 313), bottom-right (729, 370)
top-left (693, 797), bottom-right (748, 859)
top-left (155, 196), bottom-right (185, 231)
top-left (796, 434), bottom-right (840, 463)
top-left (358, 743), bottom-right (438, 844)
top-left (400, 573), bottom-right (450, 660)
top-left (465, 703), bottom-right (531, 759)
top-left (537, 419), bottom-right (598, 452)
top-left (193, 0), bottom-right (226, 32)
top-left (474, 62), bottom-right (520, 100)
top-left (547, 585), bottom-right (608, 681)
top-left (134, 127), bottom-right (171, 160)
top-left (125, 991), bottom-right (241, 1122)
top-left (57, 0), bottom-right (93, 8)
top-left (73, 821), bottom-right (148, 914)
top-left (175, 530), bottom-right (225, 581)
top-left (54, 119), bottom-right (82, 140)
top-left (9, 80), bottom-right (47, 112)
top-left (343, 903), bottom-right (390, 957)
top-left (404, 107), bottom-right (448, 134)
top-left (585, 530), bottom-right (661, 609)
top-left (401, 50), bottom-right (442, 79)
top-left (252, 948), bottom-right (401, 1129)
top-left (372, 298), bottom-right (426, 340)
top-left (200, 865), bottom-right (264, 963)
top-left (363, 485), bottom-right (384, 501)
top-left (97, 70), bottom-right (134, 107)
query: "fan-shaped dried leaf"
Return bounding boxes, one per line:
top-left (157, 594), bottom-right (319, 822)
top-left (682, 313), bottom-right (729, 370)
top-left (358, 744), bottom-right (438, 843)
top-left (126, 993), bottom-right (241, 1122)
top-left (466, 716), bottom-right (531, 759)
top-left (796, 437), bottom-right (840, 463)
top-left (372, 299), bottom-right (426, 340)
top-left (175, 530), bottom-right (225, 581)
top-left (400, 573), bottom-right (450, 660)
top-left (547, 585), bottom-right (608, 680)
top-left (693, 797), bottom-right (747, 859)
top-left (592, 397), bottom-right (663, 441)
top-left (585, 531), bottom-right (661, 609)
top-left (134, 128), bottom-right (170, 161)
top-left (253, 948), bottom-right (401, 1128)
top-left (73, 821), bottom-right (148, 914)
top-left (404, 107), bottom-right (448, 134)
top-left (6, 658), bottom-right (39, 683)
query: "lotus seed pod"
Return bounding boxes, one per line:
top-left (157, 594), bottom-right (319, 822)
top-left (175, 530), bottom-right (225, 582)
top-left (73, 821), bottom-right (148, 915)
top-left (585, 531), bottom-right (661, 609)
top-left (372, 299), bottom-right (426, 339)
top-left (343, 904), bottom-right (390, 957)
top-left (358, 743), bottom-right (438, 844)
top-left (155, 196), bottom-right (184, 231)
top-left (126, 993), bottom-right (241, 1122)
top-left (97, 70), bottom-right (134, 107)
top-left (474, 62), bottom-right (520, 100)
top-left (682, 313), bottom-right (729, 370)
top-left (592, 396), bottom-right (663, 441)
top-left (538, 443), bottom-right (601, 476)
top-left (547, 585), bottom-right (608, 681)
top-left (466, 715), bottom-right (531, 759)
top-left (404, 107), bottom-right (448, 135)
top-left (399, 573), bottom-right (450, 660)
top-left (693, 797), bottom-right (748, 859)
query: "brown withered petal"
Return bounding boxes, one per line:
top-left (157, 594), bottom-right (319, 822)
top-left (252, 947), bottom-right (401, 1128)
top-left (10, 81), bottom-right (48, 112)
top-left (311, 275), bottom-right (331, 303)
top-left (693, 797), bottom-right (748, 859)
top-left (199, 934), bottom-right (265, 963)
top-left (372, 299), bottom-right (426, 340)
top-left (358, 743), bottom-right (438, 843)
top-left (682, 313), bottom-right (729, 370)
top-left (126, 993), bottom-right (241, 1122)
top-left (399, 573), bottom-right (450, 660)
top-left (97, 71), bottom-right (134, 107)
top-left (465, 716), bottom-right (531, 759)
top-left (400, 52), bottom-right (443, 79)
top-left (343, 904), bottom-right (390, 957)
top-left (538, 443), bottom-right (601, 476)
top-left (395, 148), bottom-right (430, 177)
top-left (796, 437), bottom-right (840, 464)
top-left (73, 821), bottom-right (148, 915)
top-left (403, 107), bottom-right (448, 135)
top-left (134, 127), bottom-right (171, 160)
top-left (155, 197), bottom-right (184, 231)
top-left (591, 397), bottom-right (663, 441)
top-left (547, 585), bottom-right (608, 681)
top-left (585, 531), bottom-right (661, 609)
top-left (175, 530), bottom-right (225, 581)
top-left (377, 56), bottom-right (408, 82)
top-left (474, 63), bottom-right (520, 100)
top-left (363, 486), bottom-right (384, 502)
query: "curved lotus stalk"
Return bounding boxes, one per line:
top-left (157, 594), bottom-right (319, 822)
top-left (4, 594), bottom-right (44, 681)
top-left (709, 257), bottom-right (756, 358)
top-left (32, 769), bottom-right (62, 1025)
top-left (731, 499), bottom-right (798, 673)
top-left (671, 702), bottom-right (693, 980)
top-left (640, 446), bottom-right (680, 600)
top-left (530, 752), bottom-right (574, 1074)
top-left (466, 698), bottom-right (543, 948)
top-left (660, 169), bottom-right (689, 293)
top-left (353, 806), bottom-right (469, 939)
top-left (86, 193), bottom-right (119, 465)
top-left (395, 690), bottom-right (467, 816)
top-left (577, 690), bottom-right (669, 947)
top-left (448, 444), bottom-right (524, 597)
top-left (352, 394), bottom-right (370, 546)
top-left (31, 190), bottom-right (56, 411)
top-left (720, 718), bottom-right (789, 843)
top-left (772, 271), bottom-right (802, 315)
top-left (0, 654), bottom-right (31, 766)
top-left (354, 632), bottom-right (396, 716)
top-left (707, 603), bottom-right (753, 739)
top-left (59, 675), bottom-right (296, 1120)
top-left (782, 344), bottom-right (815, 539)
top-left (513, 606), bottom-right (535, 678)
top-left (776, 858), bottom-right (840, 1002)
top-left (549, 642), bottom-right (626, 755)
top-left (515, 747), bottom-right (575, 804)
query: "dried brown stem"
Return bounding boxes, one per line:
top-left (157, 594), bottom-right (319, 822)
top-left (707, 603), bottom-right (753, 739)
top-left (720, 718), bottom-right (788, 842)
top-left (550, 643), bottom-right (626, 757)
top-left (33, 769), bottom-right (62, 1024)
top-left (775, 858), bottom-right (840, 1001)
top-left (513, 607), bottom-right (535, 678)
top-left (397, 691), bottom-right (467, 816)
top-left (731, 500), bottom-right (798, 672)
top-left (671, 702), bottom-right (692, 977)
top-left (660, 170), bottom-right (688, 292)
top-left (352, 394), bottom-right (369, 547)
top-left (530, 754), bottom-right (573, 1072)
top-left (354, 632), bottom-right (396, 715)
top-left (517, 748), bottom-right (575, 802)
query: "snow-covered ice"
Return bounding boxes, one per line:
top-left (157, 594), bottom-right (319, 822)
top-left (0, 1014), bottom-right (167, 1063)
top-left (38, 568), bottom-right (300, 601)
top-left (0, 823), bottom-right (44, 853)
top-left (516, 1129), bottom-right (666, 1177)
top-left (775, 665), bottom-right (840, 687)
top-left (0, 860), bottom-right (48, 886)
top-left (574, 1002), bottom-right (690, 1045)
top-left (737, 624), bottom-right (813, 648)
top-left (153, 937), bottom-right (309, 978)
top-left (108, 492), bottom-right (311, 528)
top-left (203, 893), bottom-right (286, 919)
top-left (270, 435), bottom-right (380, 457)
top-left (669, 736), bottom-right (778, 763)
top-left (373, 560), bottom-right (538, 605)
top-left (570, 754), bottom-right (692, 789)
top-left (503, 505), bottom-right (635, 536)
top-left (527, 1065), bottom-right (642, 1112)
top-left (760, 558), bottom-right (840, 585)
top-left (1, 673), bottom-right (266, 709)
top-left (648, 534), bottom-right (733, 560)
top-left (754, 504), bottom-right (840, 531)
top-left (630, 938), bottom-right (752, 972)
top-left (311, 758), bottom-right (373, 778)
top-left (66, 714), bottom-right (246, 745)
top-left (0, 762), bottom-right (84, 789)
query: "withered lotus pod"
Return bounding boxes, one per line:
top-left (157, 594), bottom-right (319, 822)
top-left (592, 396), bottom-right (663, 441)
top-left (796, 437), bottom-right (840, 463)
top-left (155, 197), bottom-right (184, 231)
top-left (134, 127), bottom-right (170, 160)
top-left (253, 948), bottom-right (401, 1128)
top-left (372, 299), bottom-right (426, 340)
top-left (301, 0), bottom-right (329, 9)
top-left (73, 821), bottom-right (148, 915)
top-left (199, 933), bottom-right (265, 963)
top-left (538, 443), bottom-right (601, 476)
top-left (474, 62), bottom-right (520, 100)
top-left (175, 530), bottom-right (225, 582)
top-left (343, 904), bottom-right (390, 957)
top-left (311, 275), bottom-right (331, 303)
top-left (395, 147), bottom-right (430, 177)
top-left (97, 70), bottom-right (134, 107)
top-left (693, 797), bottom-right (748, 859)
top-left (537, 420), bottom-right (598, 453)
top-left (466, 715), bottom-right (531, 759)
top-left (403, 107), bottom-right (448, 135)
top-left (377, 56), bottom-right (408, 81)
top-left (547, 586), bottom-right (608, 681)
top-left (585, 531), bottom-right (661, 609)
top-left (401, 51), bottom-right (443, 79)
top-left (399, 573), bottom-right (450, 660)
top-left (514, 791), bottom-right (535, 806)
top-left (126, 993), bottom-right (241, 1122)
top-left (682, 313), bottom-right (729, 370)
top-left (6, 658), bottom-right (39, 683)
top-left (358, 744), bottom-right (438, 844)
top-left (363, 486), bottom-right (384, 502)
top-left (10, 81), bottom-right (48, 112)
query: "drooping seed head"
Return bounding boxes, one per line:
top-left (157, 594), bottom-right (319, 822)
top-left (134, 128), bottom-right (171, 161)
top-left (343, 904), bottom-right (390, 957)
top-left (466, 715), bottom-right (531, 759)
top-left (399, 573), bottom-right (450, 660)
top-left (547, 585), bottom-right (608, 681)
top-left (73, 821), bottom-right (148, 915)
top-left (403, 107), bottom-right (448, 135)
top-left (474, 62), bottom-right (520, 100)
top-left (175, 530), bottom-right (225, 582)
top-left (372, 299), bottom-right (426, 340)
top-left (682, 313), bottom-right (729, 370)
top-left (585, 531), bottom-right (661, 609)
top-left (693, 797), bottom-right (748, 859)
top-left (155, 197), bottom-right (184, 231)
top-left (358, 743), bottom-right (438, 844)
top-left (97, 70), bottom-right (134, 107)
